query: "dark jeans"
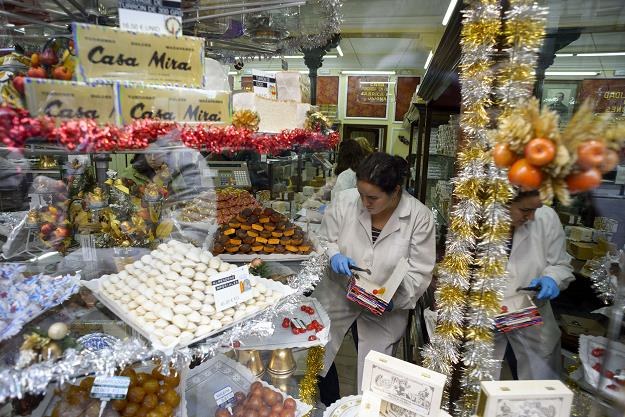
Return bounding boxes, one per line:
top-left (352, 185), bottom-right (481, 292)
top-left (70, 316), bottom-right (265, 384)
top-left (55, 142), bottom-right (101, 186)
top-left (317, 323), bottom-right (359, 406)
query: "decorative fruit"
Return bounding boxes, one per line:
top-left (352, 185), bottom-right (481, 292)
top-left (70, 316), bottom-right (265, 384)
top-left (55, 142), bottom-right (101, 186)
top-left (577, 140), bottom-right (606, 170)
top-left (40, 222), bottom-right (55, 236)
top-left (599, 149), bottom-right (619, 173)
top-left (40, 48), bottom-right (58, 66)
top-left (508, 159), bottom-right (543, 189)
top-left (12, 75), bottom-right (25, 94)
top-left (493, 143), bottom-right (518, 168)
top-left (53, 226), bottom-right (70, 239)
top-left (27, 66), bottom-right (47, 79)
top-left (52, 66), bottom-right (72, 81)
top-left (31, 53), bottom-right (40, 67)
top-left (566, 168), bottom-right (602, 194)
top-left (524, 138), bottom-right (556, 166)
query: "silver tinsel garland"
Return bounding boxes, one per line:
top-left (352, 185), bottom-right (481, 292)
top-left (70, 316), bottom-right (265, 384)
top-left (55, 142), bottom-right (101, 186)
top-left (0, 251), bottom-right (328, 402)
top-left (589, 250), bottom-right (623, 304)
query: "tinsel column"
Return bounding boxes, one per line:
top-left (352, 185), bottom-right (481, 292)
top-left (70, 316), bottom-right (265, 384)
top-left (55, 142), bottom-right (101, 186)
top-left (456, 0), bottom-right (547, 415)
top-left (422, 0), bottom-right (501, 391)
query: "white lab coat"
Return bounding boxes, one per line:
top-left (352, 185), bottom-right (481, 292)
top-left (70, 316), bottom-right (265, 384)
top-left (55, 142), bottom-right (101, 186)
top-left (494, 206), bottom-right (574, 380)
top-left (330, 168), bottom-right (357, 202)
top-left (313, 188), bottom-right (435, 389)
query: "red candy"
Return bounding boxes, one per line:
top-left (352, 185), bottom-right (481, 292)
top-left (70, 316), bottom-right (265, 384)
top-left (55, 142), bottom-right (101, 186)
top-left (605, 370), bottom-right (615, 379)
top-left (592, 348), bottom-right (606, 357)
top-left (308, 335), bottom-right (317, 341)
top-left (232, 341), bottom-right (241, 348)
top-left (282, 318), bottom-right (291, 328)
top-left (593, 363), bottom-right (602, 372)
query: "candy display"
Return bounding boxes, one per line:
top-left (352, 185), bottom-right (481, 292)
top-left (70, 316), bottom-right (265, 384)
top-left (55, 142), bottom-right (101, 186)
top-left (212, 208), bottom-right (313, 256)
top-left (83, 239), bottom-right (292, 350)
top-left (174, 189), bottom-right (261, 224)
top-left (215, 381), bottom-right (297, 417)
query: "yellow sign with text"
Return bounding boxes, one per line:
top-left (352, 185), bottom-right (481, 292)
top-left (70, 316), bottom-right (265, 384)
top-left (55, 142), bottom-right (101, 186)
top-left (73, 23), bottom-right (204, 87)
top-left (24, 78), bottom-right (116, 124)
top-left (115, 84), bottom-right (231, 125)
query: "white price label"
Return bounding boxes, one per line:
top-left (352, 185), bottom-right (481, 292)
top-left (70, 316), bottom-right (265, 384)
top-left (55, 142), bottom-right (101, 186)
top-left (615, 165), bottom-right (625, 185)
top-left (211, 265), bottom-right (253, 312)
top-left (90, 376), bottom-right (130, 400)
top-left (213, 386), bottom-right (234, 408)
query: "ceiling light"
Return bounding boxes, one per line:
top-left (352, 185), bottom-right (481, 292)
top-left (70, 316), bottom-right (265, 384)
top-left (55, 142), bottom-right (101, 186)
top-left (555, 52), bottom-right (625, 57)
top-left (545, 71), bottom-right (599, 76)
top-left (341, 70), bottom-right (396, 75)
top-left (336, 45), bottom-right (344, 57)
top-left (424, 50), bottom-right (434, 69)
top-left (6, 23), bottom-right (14, 27)
top-left (555, 53), bottom-right (574, 57)
top-left (442, 0), bottom-right (458, 26)
top-left (228, 71), bottom-right (238, 75)
top-left (299, 70), bottom-right (309, 74)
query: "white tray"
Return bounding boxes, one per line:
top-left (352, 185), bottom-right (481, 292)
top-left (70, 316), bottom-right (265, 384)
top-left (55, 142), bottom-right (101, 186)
top-left (186, 354), bottom-right (312, 417)
top-left (237, 297), bottom-right (330, 350)
top-left (323, 395), bottom-right (361, 417)
top-left (82, 276), bottom-right (295, 354)
top-left (218, 251), bottom-right (317, 262)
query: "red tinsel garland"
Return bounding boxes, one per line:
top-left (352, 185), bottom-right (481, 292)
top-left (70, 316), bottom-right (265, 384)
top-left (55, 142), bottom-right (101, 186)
top-left (0, 106), bottom-right (340, 154)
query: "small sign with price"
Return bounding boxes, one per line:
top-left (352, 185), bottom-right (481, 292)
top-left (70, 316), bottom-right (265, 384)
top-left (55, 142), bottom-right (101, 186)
top-left (211, 265), bottom-right (254, 312)
top-left (90, 376), bottom-right (130, 400)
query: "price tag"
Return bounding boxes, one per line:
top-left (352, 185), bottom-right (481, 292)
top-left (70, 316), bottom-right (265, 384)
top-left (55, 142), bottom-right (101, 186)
top-left (90, 376), bottom-right (130, 400)
top-left (615, 165), bottom-right (625, 185)
top-left (211, 265), bottom-right (253, 312)
top-left (213, 386), bottom-right (235, 408)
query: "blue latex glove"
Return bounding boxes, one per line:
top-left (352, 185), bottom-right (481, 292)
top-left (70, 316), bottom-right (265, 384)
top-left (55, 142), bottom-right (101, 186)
top-left (330, 253), bottom-right (355, 276)
top-left (319, 204), bottom-right (326, 214)
top-left (530, 276), bottom-right (560, 300)
top-left (385, 300), bottom-right (394, 312)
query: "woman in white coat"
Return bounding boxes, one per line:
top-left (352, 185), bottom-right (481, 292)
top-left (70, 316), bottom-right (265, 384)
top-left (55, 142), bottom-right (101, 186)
top-left (314, 152), bottom-right (436, 405)
top-left (494, 190), bottom-right (574, 380)
top-left (330, 138), bottom-right (370, 201)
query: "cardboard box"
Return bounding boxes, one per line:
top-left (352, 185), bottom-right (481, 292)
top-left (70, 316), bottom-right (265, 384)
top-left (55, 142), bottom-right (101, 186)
top-left (565, 225), bottom-right (594, 242)
top-left (560, 314), bottom-right (605, 337)
top-left (476, 380), bottom-right (573, 417)
top-left (361, 350), bottom-right (446, 417)
top-left (567, 241), bottom-right (597, 260)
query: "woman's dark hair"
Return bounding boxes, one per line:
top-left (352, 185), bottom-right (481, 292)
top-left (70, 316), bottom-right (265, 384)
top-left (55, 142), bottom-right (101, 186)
top-left (334, 139), bottom-right (367, 176)
top-left (356, 152), bottom-right (409, 194)
top-left (512, 189), bottom-right (540, 202)
top-left (130, 154), bottom-right (156, 179)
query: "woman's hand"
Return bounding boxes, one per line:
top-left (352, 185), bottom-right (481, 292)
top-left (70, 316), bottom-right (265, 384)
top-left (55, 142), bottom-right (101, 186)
top-left (530, 276), bottom-right (560, 300)
top-left (330, 253), bottom-right (355, 276)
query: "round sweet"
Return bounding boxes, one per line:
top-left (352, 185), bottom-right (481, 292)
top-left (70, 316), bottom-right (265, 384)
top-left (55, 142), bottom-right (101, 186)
top-left (178, 277), bottom-right (193, 287)
top-left (195, 325), bottom-right (212, 336)
top-left (154, 285), bottom-right (166, 295)
top-left (194, 272), bottom-right (209, 282)
top-left (199, 253), bottom-right (212, 264)
top-left (171, 253), bottom-right (186, 263)
top-left (204, 294), bottom-right (215, 304)
top-left (213, 311), bottom-right (224, 320)
top-left (172, 314), bottom-right (188, 330)
top-left (135, 306), bottom-right (147, 316)
top-left (118, 271), bottom-right (130, 280)
top-left (200, 304), bottom-right (215, 315)
top-left (191, 291), bottom-right (205, 301)
top-left (125, 264), bottom-right (137, 274)
top-left (109, 275), bottom-right (120, 284)
top-left (205, 268), bottom-right (218, 277)
top-left (186, 321), bottom-right (198, 331)
top-left (256, 294), bottom-right (266, 302)
top-left (47, 322), bottom-right (69, 340)
top-left (191, 281), bottom-right (205, 291)
top-left (163, 289), bottom-right (177, 298)
top-left (127, 278), bottom-right (140, 288)
top-left (120, 294), bottom-right (132, 303)
top-left (187, 311), bottom-right (201, 323)
top-left (148, 269), bottom-right (160, 277)
top-left (236, 304), bottom-right (247, 313)
top-left (143, 300), bottom-right (157, 312)
top-left (210, 319), bottom-right (222, 330)
top-left (129, 290), bottom-right (140, 298)
top-left (153, 328), bottom-right (165, 338)
top-left (143, 323), bottom-right (156, 333)
top-left (161, 335), bottom-right (179, 346)
top-left (158, 307), bottom-right (174, 322)
top-left (144, 312), bottom-right (158, 322)
top-left (155, 319), bottom-right (169, 329)
top-left (177, 285), bottom-right (192, 296)
top-left (195, 263), bottom-right (208, 273)
top-left (137, 284), bottom-right (148, 293)
top-left (221, 316), bottom-right (233, 325)
top-left (141, 254), bottom-right (153, 264)
top-left (173, 304), bottom-right (192, 315)
top-left (160, 254), bottom-right (173, 265)
top-left (174, 294), bottom-right (190, 304)
top-left (163, 279), bottom-right (178, 290)
top-left (257, 284), bottom-right (267, 294)
top-left (185, 251), bottom-right (200, 263)
top-left (164, 324), bottom-right (181, 336)
top-left (143, 288), bottom-right (155, 298)
top-left (233, 310), bottom-right (247, 320)
top-left (200, 315), bottom-right (212, 325)
top-left (208, 258), bottom-right (221, 270)
top-left (128, 301), bottom-right (139, 310)
top-left (218, 263), bottom-right (230, 273)
top-left (162, 297), bottom-right (175, 308)
top-left (170, 262), bottom-right (183, 273)
top-left (157, 243), bottom-right (169, 252)
top-left (189, 299), bottom-right (202, 311)
top-left (179, 331), bottom-right (194, 344)
top-left (133, 260), bottom-right (145, 270)
top-left (146, 278), bottom-right (157, 288)
top-left (246, 305), bottom-right (260, 315)
top-left (153, 293), bottom-right (164, 303)
top-left (223, 308), bottom-right (235, 317)
top-left (204, 285), bottom-right (215, 295)
top-left (181, 267), bottom-right (195, 278)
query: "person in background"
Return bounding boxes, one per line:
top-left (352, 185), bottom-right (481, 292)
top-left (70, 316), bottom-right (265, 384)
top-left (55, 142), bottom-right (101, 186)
top-left (330, 138), bottom-right (370, 201)
top-left (353, 136), bottom-right (375, 154)
top-left (494, 189), bottom-right (574, 380)
top-left (314, 152), bottom-right (436, 405)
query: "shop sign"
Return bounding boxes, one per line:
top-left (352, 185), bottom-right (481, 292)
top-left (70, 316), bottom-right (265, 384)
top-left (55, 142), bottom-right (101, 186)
top-left (73, 23), bottom-right (204, 87)
top-left (118, 0), bottom-right (182, 36)
top-left (358, 81), bottom-right (388, 105)
top-left (345, 76), bottom-right (389, 119)
top-left (115, 83), bottom-right (231, 125)
top-left (24, 78), bottom-right (116, 124)
top-left (578, 79), bottom-right (625, 115)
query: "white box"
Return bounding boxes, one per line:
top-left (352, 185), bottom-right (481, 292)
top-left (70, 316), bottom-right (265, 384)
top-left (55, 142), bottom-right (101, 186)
top-left (477, 380), bottom-right (573, 417)
top-left (361, 351), bottom-right (446, 417)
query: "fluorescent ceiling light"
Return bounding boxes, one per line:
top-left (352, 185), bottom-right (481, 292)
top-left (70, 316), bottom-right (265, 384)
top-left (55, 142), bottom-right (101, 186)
top-left (336, 45), bottom-right (344, 57)
top-left (556, 51), bottom-right (625, 57)
top-left (341, 70), bottom-right (396, 75)
top-left (228, 71), bottom-right (238, 75)
top-left (6, 23), bottom-right (15, 27)
top-left (424, 50), bottom-right (434, 69)
top-left (555, 53), bottom-right (574, 57)
top-left (360, 81), bottom-right (395, 85)
top-left (299, 70), bottom-right (309, 74)
top-left (545, 71), bottom-right (599, 76)
top-left (442, 0), bottom-right (458, 26)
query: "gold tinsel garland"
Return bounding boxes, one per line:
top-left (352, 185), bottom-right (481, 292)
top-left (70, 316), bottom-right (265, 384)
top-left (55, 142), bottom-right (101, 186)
top-left (298, 346), bottom-right (325, 413)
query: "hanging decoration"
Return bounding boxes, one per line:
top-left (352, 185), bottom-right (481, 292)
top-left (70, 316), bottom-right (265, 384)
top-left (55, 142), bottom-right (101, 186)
top-left (589, 250), bottom-right (623, 304)
top-left (0, 106), bottom-right (339, 154)
top-left (0, 251), bottom-right (329, 402)
top-left (422, 0), bottom-right (502, 393)
top-left (232, 109), bottom-right (261, 132)
top-left (298, 346), bottom-right (325, 411)
top-left (493, 98), bottom-right (625, 205)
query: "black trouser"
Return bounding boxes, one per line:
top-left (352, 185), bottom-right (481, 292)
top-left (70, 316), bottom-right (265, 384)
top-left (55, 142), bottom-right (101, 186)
top-left (317, 323), bottom-right (359, 406)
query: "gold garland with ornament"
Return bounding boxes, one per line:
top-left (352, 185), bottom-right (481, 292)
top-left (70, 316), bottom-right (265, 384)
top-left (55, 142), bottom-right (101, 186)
top-left (298, 346), bottom-right (325, 414)
top-left (493, 98), bottom-right (625, 205)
